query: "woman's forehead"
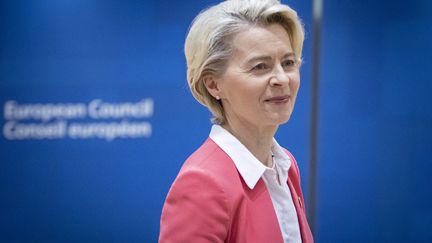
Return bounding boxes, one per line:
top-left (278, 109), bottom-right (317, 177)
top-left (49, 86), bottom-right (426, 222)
top-left (231, 24), bottom-right (293, 62)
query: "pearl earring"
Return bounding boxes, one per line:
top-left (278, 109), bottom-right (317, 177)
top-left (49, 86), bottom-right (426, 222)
top-left (216, 96), bottom-right (220, 100)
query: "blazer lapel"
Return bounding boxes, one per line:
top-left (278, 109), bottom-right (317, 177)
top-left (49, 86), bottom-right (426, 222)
top-left (287, 167), bottom-right (314, 243)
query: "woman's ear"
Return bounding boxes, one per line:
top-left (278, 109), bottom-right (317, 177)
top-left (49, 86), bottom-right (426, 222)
top-left (203, 74), bottom-right (221, 99)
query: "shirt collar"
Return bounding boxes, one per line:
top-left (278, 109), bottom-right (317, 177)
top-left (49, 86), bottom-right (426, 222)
top-left (209, 125), bottom-right (291, 189)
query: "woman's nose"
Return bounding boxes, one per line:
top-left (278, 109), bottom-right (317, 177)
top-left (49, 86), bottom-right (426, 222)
top-left (269, 65), bottom-right (290, 87)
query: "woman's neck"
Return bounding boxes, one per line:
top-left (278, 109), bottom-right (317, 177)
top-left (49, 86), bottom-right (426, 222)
top-left (222, 119), bottom-right (277, 167)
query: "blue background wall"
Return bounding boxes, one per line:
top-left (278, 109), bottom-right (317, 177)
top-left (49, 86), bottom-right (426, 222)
top-left (0, 0), bottom-right (431, 242)
top-left (317, 0), bottom-right (432, 242)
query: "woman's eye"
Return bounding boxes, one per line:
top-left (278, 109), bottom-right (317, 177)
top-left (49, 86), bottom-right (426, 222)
top-left (252, 63), bottom-right (268, 71)
top-left (282, 59), bottom-right (296, 68)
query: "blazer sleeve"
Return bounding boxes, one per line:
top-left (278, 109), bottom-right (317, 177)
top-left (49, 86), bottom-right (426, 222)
top-left (159, 168), bottom-right (230, 243)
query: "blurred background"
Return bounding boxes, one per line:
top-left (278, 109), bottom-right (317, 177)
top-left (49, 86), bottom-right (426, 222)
top-left (1, 0), bottom-right (431, 242)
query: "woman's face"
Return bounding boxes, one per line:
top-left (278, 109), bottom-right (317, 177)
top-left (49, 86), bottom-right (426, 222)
top-left (216, 24), bottom-right (300, 129)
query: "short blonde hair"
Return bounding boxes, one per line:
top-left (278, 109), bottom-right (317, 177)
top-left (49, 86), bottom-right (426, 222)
top-left (185, 0), bottom-right (304, 124)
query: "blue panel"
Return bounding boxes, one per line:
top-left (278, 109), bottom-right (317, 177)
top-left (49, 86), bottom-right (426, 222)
top-left (317, 0), bottom-right (432, 242)
top-left (0, 0), bottom-right (313, 242)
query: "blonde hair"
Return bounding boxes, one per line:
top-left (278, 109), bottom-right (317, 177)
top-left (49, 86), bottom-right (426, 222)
top-left (185, 0), bottom-right (304, 124)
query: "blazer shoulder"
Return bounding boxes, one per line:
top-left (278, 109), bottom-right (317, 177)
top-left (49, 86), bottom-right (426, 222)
top-left (181, 138), bottom-right (238, 179)
top-left (173, 138), bottom-right (244, 206)
top-left (160, 138), bottom-right (235, 242)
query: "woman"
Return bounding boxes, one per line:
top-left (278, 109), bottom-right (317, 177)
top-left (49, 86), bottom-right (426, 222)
top-left (159, 0), bottom-right (313, 242)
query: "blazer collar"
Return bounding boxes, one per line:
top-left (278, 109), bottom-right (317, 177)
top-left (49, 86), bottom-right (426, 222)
top-left (209, 125), bottom-right (291, 189)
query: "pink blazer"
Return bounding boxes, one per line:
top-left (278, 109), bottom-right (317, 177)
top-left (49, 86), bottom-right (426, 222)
top-left (159, 138), bottom-right (313, 243)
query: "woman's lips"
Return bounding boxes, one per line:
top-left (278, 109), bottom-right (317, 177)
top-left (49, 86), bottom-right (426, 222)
top-left (265, 95), bottom-right (290, 104)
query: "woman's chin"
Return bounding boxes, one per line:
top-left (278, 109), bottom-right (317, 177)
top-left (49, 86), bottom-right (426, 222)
top-left (266, 113), bottom-right (292, 126)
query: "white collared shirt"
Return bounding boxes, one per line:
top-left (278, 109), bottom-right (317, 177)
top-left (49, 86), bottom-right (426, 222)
top-left (209, 125), bottom-right (302, 243)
